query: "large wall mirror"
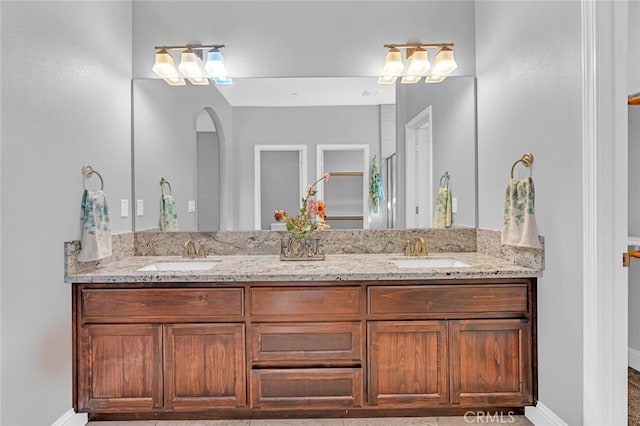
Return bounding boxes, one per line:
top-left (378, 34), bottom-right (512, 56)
top-left (133, 76), bottom-right (477, 231)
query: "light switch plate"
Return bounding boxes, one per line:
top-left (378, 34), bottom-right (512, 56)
top-left (136, 199), bottom-right (144, 216)
top-left (452, 197), bottom-right (458, 213)
top-left (188, 200), bottom-right (196, 212)
top-left (120, 199), bottom-right (129, 218)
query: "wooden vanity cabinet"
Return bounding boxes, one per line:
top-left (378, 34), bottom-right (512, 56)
top-left (73, 278), bottom-right (536, 419)
top-left (74, 285), bottom-right (246, 413)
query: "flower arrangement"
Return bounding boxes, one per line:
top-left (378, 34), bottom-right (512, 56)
top-left (274, 172), bottom-right (331, 240)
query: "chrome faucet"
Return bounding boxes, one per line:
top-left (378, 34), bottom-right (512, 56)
top-left (403, 237), bottom-right (428, 256)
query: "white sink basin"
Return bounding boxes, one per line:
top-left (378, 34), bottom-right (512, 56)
top-left (392, 258), bottom-right (471, 269)
top-left (137, 260), bottom-right (220, 272)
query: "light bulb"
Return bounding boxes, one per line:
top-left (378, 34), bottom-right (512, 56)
top-left (205, 49), bottom-right (228, 78)
top-left (401, 75), bottom-right (421, 84)
top-left (178, 48), bottom-right (204, 78)
top-left (152, 49), bottom-right (178, 78)
top-left (406, 47), bottom-right (430, 75)
top-left (432, 46), bottom-right (457, 75)
top-left (381, 48), bottom-right (404, 76)
top-left (163, 77), bottom-right (186, 86)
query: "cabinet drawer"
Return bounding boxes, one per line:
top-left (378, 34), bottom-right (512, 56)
top-left (250, 368), bottom-right (363, 409)
top-left (250, 287), bottom-right (361, 318)
top-left (368, 284), bottom-right (527, 315)
top-left (82, 288), bottom-right (243, 319)
top-left (251, 322), bottom-right (362, 363)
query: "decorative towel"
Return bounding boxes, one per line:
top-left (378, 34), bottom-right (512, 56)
top-left (501, 177), bottom-right (542, 249)
top-left (433, 187), bottom-right (452, 228)
top-left (369, 160), bottom-right (385, 213)
top-left (78, 190), bottom-right (112, 262)
top-left (160, 193), bottom-right (179, 231)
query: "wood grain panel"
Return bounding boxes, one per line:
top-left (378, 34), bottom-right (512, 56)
top-left (450, 319), bottom-right (532, 406)
top-left (250, 287), bottom-right (361, 318)
top-left (78, 324), bottom-right (162, 411)
top-left (369, 285), bottom-right (527, 315)
top-left (368, 321), bottom-right (448, 406)
top-left (82, 288), bottom-right (243, 319)
top-left (250, 368), bottom-right (363, 409)
top-left (251, 322), bottom-right (362, 363)
top-left (164, 323), bottom-right (246, 409)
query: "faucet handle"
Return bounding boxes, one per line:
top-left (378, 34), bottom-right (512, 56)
top-left (414, 237), bottom-right (428, 256)
top-left (401, 239), bottom-right (413, 256)
top-left (197, 244), bottom-right (207, 258)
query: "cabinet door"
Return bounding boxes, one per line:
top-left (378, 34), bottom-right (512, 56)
top-left (368, 321), bottom-right (448, 406)
top-left (450, 319), bottom-right (532, 406)
top-left (77, 324), bottom-right (163, 412)
top-left (164, 323), bottom-right (246, 409)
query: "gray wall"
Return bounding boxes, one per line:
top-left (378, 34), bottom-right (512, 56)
top-left (0, 1), bottom-right (132, 424)
top-left (232, 105), bottom-right (381, 230)
top-left (196, 131), bottom-right (221, 231)
top-left (132, 1), bottom-right (476, 79)
top-left (134, 80), bottom-right (233, 231)
top-left (475, 1), bottom-right (583, 424)
top-left (396, 77), bottom-right (477, 228)
top-left (630, 0), bottom-right (640, 93)
top-left (629, 107), bottom-right (640, 351)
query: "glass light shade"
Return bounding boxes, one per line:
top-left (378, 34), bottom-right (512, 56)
top-left (406, 48), bottom-right (430, 75)
top-left (152, 49), bottom-right (178, 78)
top-left (377, 75), bottom-right (397, 85)
top-left (204, 50), bottom-right (228, 78)
top-left (424, 75), bottom-right (446, 84)
top-left (400, 75), bottom-right (421, 84)
top-left (432, 47), bottom-right (457, 75)
top-left (163, 77), bottom-right (186, 86)
top-left (381, 48), bottom-right (404, 76)
top-left (178, 48), bottom-right (204, 78)
top-left (212, 76), bottom-right (233, 85)
top-left (188, 77), bottom-right (210, 85)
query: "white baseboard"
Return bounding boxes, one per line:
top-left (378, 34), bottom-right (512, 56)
top-left (629, 347), bottom-right (640, 371)
top-left (51, 409), bottom-right (87, 426)
top-left (525, 401), bottom-right (567, 426)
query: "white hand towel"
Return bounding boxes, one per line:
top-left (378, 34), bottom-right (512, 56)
top-left (501, 177), bottom-right (542, 249)
top-left (78, 190), bottom-right (112, 262)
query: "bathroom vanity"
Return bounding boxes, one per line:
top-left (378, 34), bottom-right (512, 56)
top-left (68, 245), bottom-right (540, 421)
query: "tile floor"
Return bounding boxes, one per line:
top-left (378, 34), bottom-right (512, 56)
top-left (88, 416), bottom-right (533, 425)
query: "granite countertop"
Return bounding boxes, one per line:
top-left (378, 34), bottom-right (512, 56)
top-left (66, 252), bottom-right (542, 284)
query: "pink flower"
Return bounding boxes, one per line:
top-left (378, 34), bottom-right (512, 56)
top-left (322, 172), bottom-right (330, 182)
top-left (306, 198), bottom-right (316, 217)
top-left (274, 210), bottom-right (285, 222)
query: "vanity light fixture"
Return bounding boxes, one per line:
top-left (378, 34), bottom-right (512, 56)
top-left (152, 44), bottom-right (232, 85)
top-left (378, 43), bottom-right (457, 84)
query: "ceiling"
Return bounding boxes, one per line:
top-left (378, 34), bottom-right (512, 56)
top-left (213, 77), bottom-right (395, 107)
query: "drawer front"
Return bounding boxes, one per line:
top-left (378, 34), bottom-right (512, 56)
top-left (250, 368), bottom-right (363, 409)
top-left (82, 288), bottom-right (243, 319)
top-left (252, 322), bottom-right (362, 363)
top-left (369, 284), bottom-right (527, 315)
top-left (250, 287), bottom-right (361, 318)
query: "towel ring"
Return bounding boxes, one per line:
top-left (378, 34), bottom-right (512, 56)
top-left (82, 164), bottom-right (104, 190)
top-left (439, 171), bottom-right (450, 188)
top-left (510, 153), bottom-right (534, 179)
top-left (160, 177), bottom-right (172, 195)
